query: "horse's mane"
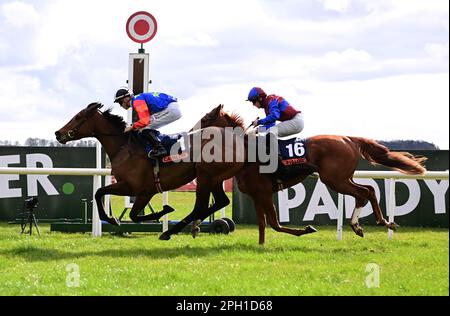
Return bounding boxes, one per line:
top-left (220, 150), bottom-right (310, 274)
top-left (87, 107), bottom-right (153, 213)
top-left (102, 107), bottom-right (127, 131)
top-left (222, 111), bottom-right (245, 129)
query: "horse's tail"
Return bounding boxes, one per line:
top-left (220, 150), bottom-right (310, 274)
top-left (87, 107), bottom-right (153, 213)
top-left (349, 137), bottom-right (427, 175)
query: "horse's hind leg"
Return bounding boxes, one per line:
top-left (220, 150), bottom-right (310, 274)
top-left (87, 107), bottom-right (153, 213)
top-left (253, 200), bottom-right (267, 245)
top-left (321, 178), bottom-right (371, 237)
top-left (357, 182), bottom-right (399, 231)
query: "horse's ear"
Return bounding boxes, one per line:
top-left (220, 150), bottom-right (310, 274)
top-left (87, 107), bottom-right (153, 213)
top-left (86, 102), bottom-right (104, 110)
top-left (213, 104), bottom-right (223, 115)
top-left (85, 102), bottom-right (103, 116)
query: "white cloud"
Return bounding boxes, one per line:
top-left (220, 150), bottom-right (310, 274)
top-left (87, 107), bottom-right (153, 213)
top-left (325, 48), bottom-right (372, 64)
top-left (425, 43), bottom-right (449, 61)
top-left (384, 0), bottom-right (449, 14)
top-left (291, 73), bottom-right (449, 148)
top-left (166, 33), bottom-right (219, 48)
top-left (0, 41), bottom-right (8, 59)
top-left (0, 69), bottom-right (65, 120)
top-left (318, 0), bottom-right (352, 13)
top-left (0, 1), bottom-right (40, 28)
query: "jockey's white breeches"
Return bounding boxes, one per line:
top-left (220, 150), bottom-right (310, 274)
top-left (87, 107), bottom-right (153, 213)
top-left (143, 102), bottom-right (182, 130)
top-left (267, 113), bottom-right (305, 138)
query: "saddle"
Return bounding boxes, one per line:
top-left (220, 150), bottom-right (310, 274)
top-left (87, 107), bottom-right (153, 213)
top-left (257, 135), bottom-right (310, 165)
top-left (277, 136), bottom-right (309, 165)
top-left (256, 135), bottom-right (315, 187)
top-left (137, 130), bottom-right (189, 164)
top-left (137, 130), bottom-right (190, 193)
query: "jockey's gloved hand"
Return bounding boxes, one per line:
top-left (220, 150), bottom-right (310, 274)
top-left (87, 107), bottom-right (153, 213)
top-left (247, 128), bottom-right (258, 136)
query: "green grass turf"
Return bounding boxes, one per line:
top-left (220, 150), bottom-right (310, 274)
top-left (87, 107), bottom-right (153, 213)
top-left (0, 222), bottom-right (447, 296)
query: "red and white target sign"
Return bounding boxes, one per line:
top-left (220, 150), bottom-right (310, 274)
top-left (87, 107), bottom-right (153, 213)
top-left (126, 11), bottom-right (157, 44)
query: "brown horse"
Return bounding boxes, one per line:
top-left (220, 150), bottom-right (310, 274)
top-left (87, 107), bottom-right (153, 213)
top-left (55, 102), bottom-right (245, 236)
top-left (197, 105), bottom-right (427, 244)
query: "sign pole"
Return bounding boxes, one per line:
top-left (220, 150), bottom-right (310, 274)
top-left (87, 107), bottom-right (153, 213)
top-left (123, 11), bottom-right (158, 220)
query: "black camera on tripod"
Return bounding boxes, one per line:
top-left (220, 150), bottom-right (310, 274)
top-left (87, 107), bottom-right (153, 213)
top-left (20, 197), bottom-right (40, 236)
top-left (24, 197), bottom-right (39, 210)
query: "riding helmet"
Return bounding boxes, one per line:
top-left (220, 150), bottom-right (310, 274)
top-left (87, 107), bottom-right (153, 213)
top-left (247, 87), bottom-right (266, 102)
top-left (114, 87), bottom-right (132, 103)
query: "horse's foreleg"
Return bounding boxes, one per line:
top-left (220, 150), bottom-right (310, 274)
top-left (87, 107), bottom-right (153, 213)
top-left (132, 204), bottom-right (175, 222)
top-left (191, 183), bottom-right (230, 237)
top-left (254, 202), bottom-right (267, 245)
top-left (95, 182), bottom-right (132, 226)
top-left (159, 177), bottom-right (212, 241)
top-left (129, 192), bottom-right (155, 222)
top-left (159, 205), bottom-right (207, 241)
top-left (264, 202), bottom-right (317, 237)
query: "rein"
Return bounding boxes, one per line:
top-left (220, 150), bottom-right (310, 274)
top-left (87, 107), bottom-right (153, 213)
top-left (91, 131), bottom-right (126, 138)
top-left (65, 111), bottom-right (126, 140)
top-left (66, 117), bottom-right (88, 139)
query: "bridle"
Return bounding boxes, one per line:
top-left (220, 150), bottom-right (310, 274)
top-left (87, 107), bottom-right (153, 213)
top-left (67, 116), bottom-right (89, 139)
top-left (65, 110), bottom-right (125, 140)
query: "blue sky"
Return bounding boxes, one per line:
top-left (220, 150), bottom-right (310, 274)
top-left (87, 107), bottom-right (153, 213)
top-left (0, 0), bottom-right (448, 148)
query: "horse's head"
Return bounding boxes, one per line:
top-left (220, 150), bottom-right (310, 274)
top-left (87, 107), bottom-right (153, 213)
top-left (195, 104), bottom-right (244, 130)
top-left (55, 102), bottom-right (103, 144)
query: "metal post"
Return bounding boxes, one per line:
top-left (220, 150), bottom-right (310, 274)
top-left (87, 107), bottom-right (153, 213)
top-left (337, 193), bottom-right (344, 241)
top-left (105, 176), bottom-right (112, 216)
top-left (81, 199), bottom-right (87, 224)
top-left (220, 181), bottom-right (226, 218)
top-left (92, 141), bottom-right (102, 237)
top-left (162, 191), bottom-right (169, 232)
top-left (387, 178), bottom-right (396, 240)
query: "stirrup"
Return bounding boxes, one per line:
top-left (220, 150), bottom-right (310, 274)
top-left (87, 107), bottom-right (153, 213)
top-left (148, 146), bottom-right (167, 158)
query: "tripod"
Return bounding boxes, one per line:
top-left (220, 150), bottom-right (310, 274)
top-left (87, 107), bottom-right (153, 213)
top-left (20, 199), bottom-right (40, 236)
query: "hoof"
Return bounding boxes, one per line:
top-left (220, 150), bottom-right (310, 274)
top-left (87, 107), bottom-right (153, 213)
top-left (104, 216), bottom-right (120, 226)
top-left (159, 232), bottom-right (171, 241)
top-left (191, 220), bottom-right (201, 239)
top-left (387, 221), bottom-right (399, 231)
top-left (162, 205), bottom-right (175, 214)
top-left (305, 225), bottom-right (317, 234)
top-left (191, 227), bottom-right (200, 239)
top-left (350, 223), bottom-right (364, 238)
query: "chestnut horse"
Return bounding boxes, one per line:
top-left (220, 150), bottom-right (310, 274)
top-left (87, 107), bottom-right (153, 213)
top-left (194, 105), bottom-right (427, 244)
top-left (55, 102), bottom-right (246, 236)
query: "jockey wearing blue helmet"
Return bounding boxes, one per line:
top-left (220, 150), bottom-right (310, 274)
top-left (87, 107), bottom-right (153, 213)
top-left (247, 87), bottom-right (304, 138)
top-left (246, 86), bottom-right (316, 180)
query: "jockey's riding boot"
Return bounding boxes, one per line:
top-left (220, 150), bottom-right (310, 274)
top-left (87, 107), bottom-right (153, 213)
top-left (275, 160), bottom-right (319, 181)
top-left (262, 131), bottom-right (279, 156)
top-left (141, 129), bottom-right (168, 158)
top-left (260, 131), bottom-right (286, 178)
top-left (274, 156), bottom-right (290, 181)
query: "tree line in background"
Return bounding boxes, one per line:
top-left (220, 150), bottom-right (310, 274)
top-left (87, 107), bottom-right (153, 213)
top-left (0, 138), bottom-right (97, 147)
top-left (379, 140), bottom-right (440, 150)
top-left (0, 138), bottom-right (441, 150)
